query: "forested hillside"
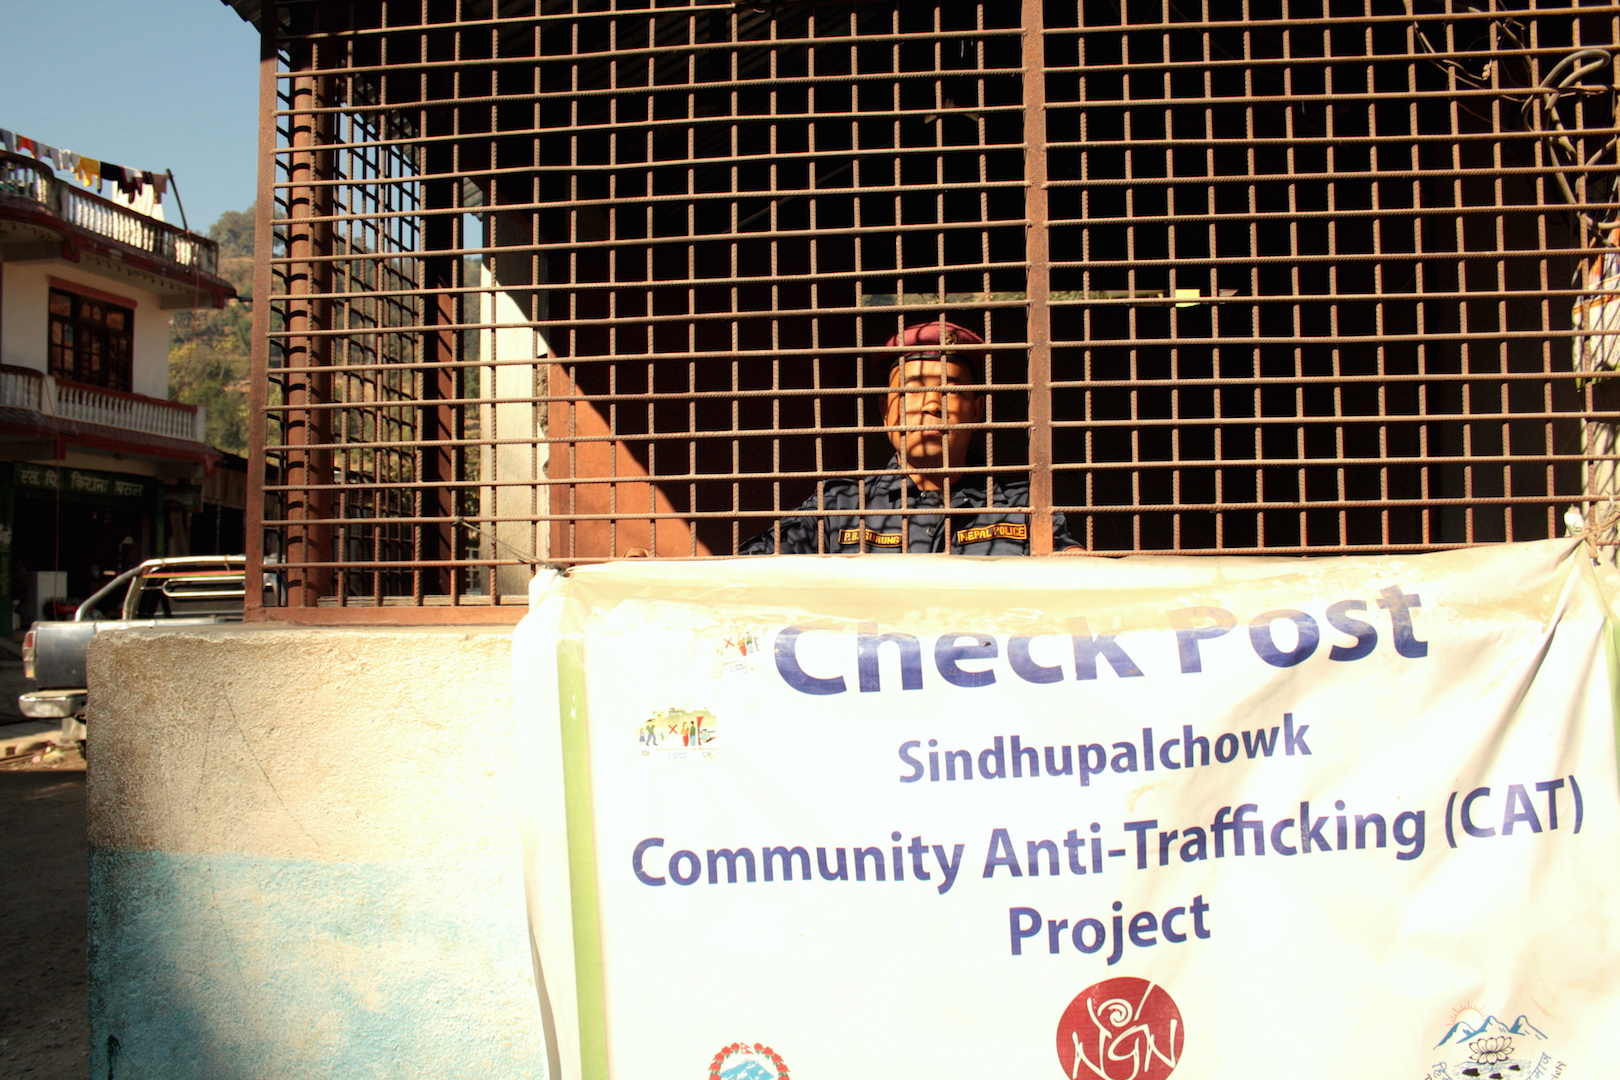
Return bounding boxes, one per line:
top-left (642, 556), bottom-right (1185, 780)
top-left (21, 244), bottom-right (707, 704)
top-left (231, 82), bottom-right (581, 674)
top-left (168, 206), bottom-right (254, 455)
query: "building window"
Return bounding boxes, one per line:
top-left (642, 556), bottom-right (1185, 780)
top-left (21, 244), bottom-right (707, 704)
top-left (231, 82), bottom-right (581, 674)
top-left (49, 287), bottom-right (133, 392)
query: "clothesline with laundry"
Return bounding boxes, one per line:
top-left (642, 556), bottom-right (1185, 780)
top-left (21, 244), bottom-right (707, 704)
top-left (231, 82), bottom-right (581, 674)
top-left (0, 124), bottom-right (170, 207)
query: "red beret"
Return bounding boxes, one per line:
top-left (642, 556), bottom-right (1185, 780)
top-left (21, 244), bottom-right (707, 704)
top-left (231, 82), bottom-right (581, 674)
top-left (884, 320), bottom-right (986, 382)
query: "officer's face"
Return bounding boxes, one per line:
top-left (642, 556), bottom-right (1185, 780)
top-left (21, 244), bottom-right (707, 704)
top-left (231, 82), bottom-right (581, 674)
top-left (884, 355), bottom-right (983, 480)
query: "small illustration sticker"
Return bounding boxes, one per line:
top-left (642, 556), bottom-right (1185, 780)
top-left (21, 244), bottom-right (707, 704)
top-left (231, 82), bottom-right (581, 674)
top-left (707, 1041), bottom-right (788, 1080)
top-left (1430, 1006), bottom-right (1559, 1079)
top-left (713, 630), bottom-right (764, 678)
top-left (638, 707), bottom-right (716, 760)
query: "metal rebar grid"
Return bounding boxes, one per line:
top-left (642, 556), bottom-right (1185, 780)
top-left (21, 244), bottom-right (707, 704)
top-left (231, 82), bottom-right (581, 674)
top-left (248, 1), bottom-right (1620, 621)
top-left (1044, 2), bottom-right (1620, 554)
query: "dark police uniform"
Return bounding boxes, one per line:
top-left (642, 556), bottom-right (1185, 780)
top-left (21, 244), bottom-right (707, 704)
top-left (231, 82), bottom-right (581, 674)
top-left (740, 459), bottom-right (1081, 555)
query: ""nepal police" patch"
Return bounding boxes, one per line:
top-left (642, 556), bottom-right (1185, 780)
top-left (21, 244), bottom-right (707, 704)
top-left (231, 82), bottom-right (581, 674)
top-left (954, 522), bottom-right (1027, 546)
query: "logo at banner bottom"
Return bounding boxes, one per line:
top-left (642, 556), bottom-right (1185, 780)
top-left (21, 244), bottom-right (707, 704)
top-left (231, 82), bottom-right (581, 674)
top-left (1430, 1006), bottom-right (1559, 1080)
top-left (1056, 977), bottom-right (1183, 1080)
top-left (707, 1041), bottom-right (789, 1080)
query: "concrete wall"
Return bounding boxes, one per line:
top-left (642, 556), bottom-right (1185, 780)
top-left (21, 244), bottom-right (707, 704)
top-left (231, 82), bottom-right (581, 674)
top-left (86, 625), bottom-right (546, 1080)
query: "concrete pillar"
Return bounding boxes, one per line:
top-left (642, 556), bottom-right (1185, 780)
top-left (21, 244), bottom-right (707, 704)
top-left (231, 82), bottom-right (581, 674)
top-left (480, 211), bottom-right (550, 597)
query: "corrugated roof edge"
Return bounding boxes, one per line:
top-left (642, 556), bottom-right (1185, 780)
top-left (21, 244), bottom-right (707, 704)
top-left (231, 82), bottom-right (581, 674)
top-left (220, 0), bottom-right (260, 29)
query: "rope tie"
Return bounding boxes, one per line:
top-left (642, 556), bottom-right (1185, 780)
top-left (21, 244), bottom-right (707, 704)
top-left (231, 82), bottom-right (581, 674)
top-left (1572, 506), bottom-right (1620, 562)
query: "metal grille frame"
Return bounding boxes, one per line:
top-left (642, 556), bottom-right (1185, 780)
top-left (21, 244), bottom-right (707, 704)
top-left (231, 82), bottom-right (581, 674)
top-left (246, 0), bottom-right (1620, 623)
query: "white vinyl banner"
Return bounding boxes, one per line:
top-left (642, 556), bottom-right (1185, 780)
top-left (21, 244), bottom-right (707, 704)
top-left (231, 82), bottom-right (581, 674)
top-left (513, 540), bottom-right (1620, 1080)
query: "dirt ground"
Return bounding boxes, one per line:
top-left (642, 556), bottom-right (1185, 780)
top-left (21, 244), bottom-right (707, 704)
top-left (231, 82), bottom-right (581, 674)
top-left (0, 742), bottom-right (89, 1080)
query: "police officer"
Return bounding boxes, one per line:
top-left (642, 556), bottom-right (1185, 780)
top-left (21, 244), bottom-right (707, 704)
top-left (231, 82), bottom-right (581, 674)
top-left (740, 319), bottom-right (1084, 555)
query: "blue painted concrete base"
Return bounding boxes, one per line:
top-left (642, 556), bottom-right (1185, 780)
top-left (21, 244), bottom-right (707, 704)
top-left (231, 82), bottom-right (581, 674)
top-left (89, 848), bottom-right (546, 1080)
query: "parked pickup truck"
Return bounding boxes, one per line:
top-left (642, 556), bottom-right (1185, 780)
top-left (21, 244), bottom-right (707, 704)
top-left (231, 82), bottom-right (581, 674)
top-left (20, 556), bottom-right (266, 743)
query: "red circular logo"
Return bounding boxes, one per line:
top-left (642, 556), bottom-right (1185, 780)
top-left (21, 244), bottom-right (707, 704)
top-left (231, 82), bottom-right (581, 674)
top-left (1055, 978), bottom-right (1184, 1080)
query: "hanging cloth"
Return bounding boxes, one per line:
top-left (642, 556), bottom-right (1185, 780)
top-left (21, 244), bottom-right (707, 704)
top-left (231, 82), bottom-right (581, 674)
top-left (0, 129), bottom-right (14, 153)
top-left (59, 150), bottom-right (78, 173)
top-left (103, 162), bottom-right (126, 189)
top-left (32, 141), bottom-right (59, 168)
top-left (148, 172), bottom-right (167, 204)
top-left (114, 170), bottom-right (157, 217)
top-left (75, 156), bottom-right (101, 188)
top-left (17, 136), bottom-right (36, 155)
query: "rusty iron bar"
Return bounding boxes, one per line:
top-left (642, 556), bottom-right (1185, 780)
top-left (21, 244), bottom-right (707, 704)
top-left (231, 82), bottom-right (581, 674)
top-left (245, 11), bottom-right (281, 622)
top-left (1022, 0), bottom-right (1054, 554)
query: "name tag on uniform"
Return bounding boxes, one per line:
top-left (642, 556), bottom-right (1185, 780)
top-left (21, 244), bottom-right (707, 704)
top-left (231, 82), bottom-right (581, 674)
top-left (954, 522), bottom-right (1027, 546)
top-left (838, 528), bottom-right (903, 547)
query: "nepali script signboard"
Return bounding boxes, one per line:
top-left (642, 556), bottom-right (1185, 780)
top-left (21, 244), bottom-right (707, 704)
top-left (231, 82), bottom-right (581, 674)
top-left (513, 540), bottom-right (1620, 1080)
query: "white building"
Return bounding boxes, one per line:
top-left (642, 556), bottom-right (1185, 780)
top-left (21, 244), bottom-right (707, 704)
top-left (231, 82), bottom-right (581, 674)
top-left (0, 147), bottom-right (235, 628)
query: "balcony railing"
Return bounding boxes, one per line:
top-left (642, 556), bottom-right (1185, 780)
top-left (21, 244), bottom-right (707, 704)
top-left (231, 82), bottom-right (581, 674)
top-left (0, 365), bottom-right (205, 444)
top-left (0, 151), bottom-right (218, 276)
top-left (0, 365), bottom-right (43, 412)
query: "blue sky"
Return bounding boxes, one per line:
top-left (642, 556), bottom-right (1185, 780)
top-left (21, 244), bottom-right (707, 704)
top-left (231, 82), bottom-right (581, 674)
top-left (0, 0), bottom-right (258, 233)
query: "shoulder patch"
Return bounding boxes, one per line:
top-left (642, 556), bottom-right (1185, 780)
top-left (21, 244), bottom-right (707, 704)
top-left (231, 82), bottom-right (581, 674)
top-left (954, 522), bottom-right (1028, 547)
top-left (838, 528), bottom-right (903, 548)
